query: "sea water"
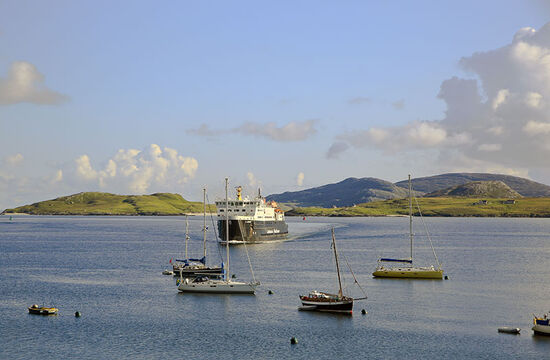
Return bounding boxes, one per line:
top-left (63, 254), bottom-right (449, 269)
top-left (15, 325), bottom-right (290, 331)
top-left (1, 215), bottom-right (550, 359)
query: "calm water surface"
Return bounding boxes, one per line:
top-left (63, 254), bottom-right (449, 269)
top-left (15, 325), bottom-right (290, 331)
top-left (1, 215), bottom-right (550, 359)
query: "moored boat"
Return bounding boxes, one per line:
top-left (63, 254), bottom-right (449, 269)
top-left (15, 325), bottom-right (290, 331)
top-left (532, 314), bottom-right (550, 335)
top-left (498, 327), bottom-right (521, 334)
top-left (373, 174), bottom-right (443, 279)
top-left (299, 290), bottom-right (354, 313)
top-left (28, 304), bottom-right (58, 315)
top-left (299, 228), bottom-right (366, 314)
top-left (171, 189), bottom-right (223, 277)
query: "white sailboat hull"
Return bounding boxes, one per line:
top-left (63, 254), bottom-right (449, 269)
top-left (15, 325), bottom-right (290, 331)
top-left (178, 279), bottom-right (258, 294)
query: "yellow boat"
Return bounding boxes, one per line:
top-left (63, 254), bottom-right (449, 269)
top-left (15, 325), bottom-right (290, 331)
top-left (28, 304), bottom-right (58, 315)
top-left (373, 175), bottom-right (444, 280)
top-left (372, 265), bottom-right (443, 279)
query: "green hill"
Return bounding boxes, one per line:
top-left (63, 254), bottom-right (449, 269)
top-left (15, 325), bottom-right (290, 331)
top-left (266, 177), bottom-right (421, 208)
top-left (287, 197), bottom-right (550, 217)
top-left (2, 192), bottom-right (215, 215)
top-left (425, 181), bottom-right (522, 198)
top-left (395, 173), bottom-right (550, 197)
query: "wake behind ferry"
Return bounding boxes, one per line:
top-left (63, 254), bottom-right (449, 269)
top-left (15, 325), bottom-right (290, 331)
top-left (215, 186), bottom-right (288, 244)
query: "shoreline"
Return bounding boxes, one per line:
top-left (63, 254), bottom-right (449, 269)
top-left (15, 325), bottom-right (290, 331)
top-left (3, 213), bottom-right (550, 218)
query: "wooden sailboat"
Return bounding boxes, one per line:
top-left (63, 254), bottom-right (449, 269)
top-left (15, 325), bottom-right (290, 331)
top-left (177, 178), bottom-right (260, 294)
top-left (372, 174), bottom-right (443, 279)
top-left (172, 188), bottom-right (223, 277)
top-left (299, 228), bottom-right (366, 314)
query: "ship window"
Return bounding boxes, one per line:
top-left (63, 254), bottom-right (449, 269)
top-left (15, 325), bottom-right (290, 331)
top-left (242, 209), bottom-right (246, 212)
top-left (220, 209), bottom-right (224, 212)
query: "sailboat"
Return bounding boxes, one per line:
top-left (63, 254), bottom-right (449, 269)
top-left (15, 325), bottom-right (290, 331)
top-left (372, 174), bottom-right (444, 279)
top-left (177, 178), bottom-right (260, 294)
top-left (299, 228), bottom-right (367, 314)
top-left (172, 188), bottom-right (223, 277)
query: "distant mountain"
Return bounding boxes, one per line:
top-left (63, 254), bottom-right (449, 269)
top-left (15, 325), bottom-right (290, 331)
top-left (425, 181), bottom-right (522, 198)
top-left (2, 192), bottom-right (214, 215)
top-left (395, 173), bottom-right (550, 197)
top-left (267, 177), bottom-right (420, 208)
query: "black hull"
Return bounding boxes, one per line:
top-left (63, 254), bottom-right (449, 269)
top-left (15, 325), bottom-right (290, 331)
top-left (173, 267), bottom-right (223, 276)
top-left (299, 299), bottom-right (354, 313)
top-left (218, 219), bottom-right (288, 243)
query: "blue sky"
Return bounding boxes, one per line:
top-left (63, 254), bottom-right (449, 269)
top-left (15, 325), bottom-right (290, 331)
top-left (1, 1), bottom-right (550, 208)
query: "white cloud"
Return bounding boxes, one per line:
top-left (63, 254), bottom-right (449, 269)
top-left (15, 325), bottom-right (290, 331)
top-left (75, 155), bottom-right (97, 181)
top-left (327, 22), bottom-right (550, 172)
top-left (0, 61), bottom-right (68, 105)
top-left (247, 172), bottom-right (257, 187)
top-left (235, 120), bottom-right (318, 142)
top-left (51, 170), bottom-right (63, 184)
top-left (525, 91), bottom-right (543, 108)
top-left (348, 96), bottom-right (371, 105)
top-left (296, 172), bottom-right (305, 186)
top-left (523, 120), bottom-right (550, 135)
top-left (67, 144), bottom-right (198, 194)
top-left (188, 119), bottom-right (319, 142)
top-left (478, 143), bottom-right (502, 152)
top-left (492, 89), bottom-right (509, 110)
top-left (5, 153), bottom-right (24, 166)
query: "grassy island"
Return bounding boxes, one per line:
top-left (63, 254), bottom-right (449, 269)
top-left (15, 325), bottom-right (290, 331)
top-left (2, 192), bottom-right (215, 216)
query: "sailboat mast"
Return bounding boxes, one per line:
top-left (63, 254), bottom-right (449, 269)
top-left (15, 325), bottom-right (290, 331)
top-left (185, 215), bottom-right (189, 259)
top-left (409, 174), bottom-right (413, 262)
top-left (203, 187), bottom-right (207, 259)
top-left (225, 177), bottom-right (230, 282)
top-left (331, 228), bottom-right (344, 298)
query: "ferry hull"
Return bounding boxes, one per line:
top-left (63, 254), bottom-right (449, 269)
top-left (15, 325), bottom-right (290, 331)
top-left (373, 268), bottom-right (443, 279)
top-left (218, 219), bottom-right (288, 243)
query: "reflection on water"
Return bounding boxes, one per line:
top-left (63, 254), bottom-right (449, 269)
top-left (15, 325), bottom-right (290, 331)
top-left (1, 215), bottom-right (550, 358)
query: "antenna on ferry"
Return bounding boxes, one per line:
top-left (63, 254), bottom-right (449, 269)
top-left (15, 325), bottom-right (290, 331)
top-left (258, 188), bottom-right (261, 198)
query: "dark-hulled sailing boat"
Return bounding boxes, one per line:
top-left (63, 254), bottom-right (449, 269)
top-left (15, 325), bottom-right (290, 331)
top-left (299, 228), bottom-right (366, 314)
top-left (172, 188), bottom-right (223, 277)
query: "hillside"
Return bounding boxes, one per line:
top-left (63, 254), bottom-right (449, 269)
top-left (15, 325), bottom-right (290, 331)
top-left (2, 192), bottom-right (215, 215)
top-left (395, 173), bottom-right (550, 197)
top-left (267, 177), bottom-right (421, 208)
top-left (287, 197), bottom-right (550, 217)
top-left (425, 181), bottom-right (522, 198)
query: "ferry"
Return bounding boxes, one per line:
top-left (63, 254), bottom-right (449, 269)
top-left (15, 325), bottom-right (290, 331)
top-left (215, 186), bottom-right (288, 244)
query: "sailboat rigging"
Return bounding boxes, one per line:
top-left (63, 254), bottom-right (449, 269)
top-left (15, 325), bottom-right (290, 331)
top-left (177, 178), bottom-right (260, 294)
top-left (372, 174), bottom-right (444, 279)
top-left (172, 188), bottom-right (223, 277)
top-left (299, 228), bottom-right (367, 314)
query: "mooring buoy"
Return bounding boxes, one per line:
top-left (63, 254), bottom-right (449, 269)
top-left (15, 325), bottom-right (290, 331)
top-left (361, 309), bottom-right (367, 315)
top-left (232, 274), bottom-right (236, 278)
top-left (444, 275), bottom-right (449, 280)
top-left (268, 290), bottom-right (273, 295)
top-left (290, 337), bottom-right (298, 345)
top-left (75, 311), bottom-right (81, 317)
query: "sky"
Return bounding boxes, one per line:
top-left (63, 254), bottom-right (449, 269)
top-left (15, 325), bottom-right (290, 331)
top-left (1, 0), bottom-right (550, 208)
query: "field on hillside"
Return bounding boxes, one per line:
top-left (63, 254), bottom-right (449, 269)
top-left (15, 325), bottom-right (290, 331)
top-left (287, 197), bottom-right (550, 217)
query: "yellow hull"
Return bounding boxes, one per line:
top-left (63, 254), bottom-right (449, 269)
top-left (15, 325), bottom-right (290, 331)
top-left (373, 267), bottom-right (443, 279)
